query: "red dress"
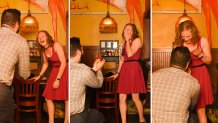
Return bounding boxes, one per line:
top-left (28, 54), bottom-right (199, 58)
top-left (190, 41), bottom-right (213, 108)
top-left (42, 45), bottom-right (68, 100)
top-left (117, 42), bottom-right (146, 94)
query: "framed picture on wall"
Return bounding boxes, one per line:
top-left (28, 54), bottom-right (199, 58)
top-left (100, 40), bottom-right (119, 49)
top-left (100, 41), bottom-right (106, 48)
top-left (106, 41), bottom-right (112, 48)
top-left (152, 0), bottom-right (201, 13)
top-left (27, 40), bottom-right (40, 56)
top-left (0, 0), bottom-right (48, 13)
top-left (99, 40), bottom-right (119, 57)
top-left (71, 0), bottom-right (126, 14)
top-left (27, 40), bottom-right (36, 49)
top-left (113, 41), bottom-right (118, 48)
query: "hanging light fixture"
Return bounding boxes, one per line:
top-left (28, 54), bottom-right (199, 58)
top-left (99, 0), bottom-right (117, 33)
top-left (20, 0), bottom-right (39, 33)
top-left (175, 0), bottom-right (193, 29)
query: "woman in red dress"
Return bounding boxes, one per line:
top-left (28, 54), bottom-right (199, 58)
top-left (173, 20), bottom-right (213, 123)
top-left (112, 23), bottom-right (146, 123)
top-left (33, 30), bottom-right (68, 123)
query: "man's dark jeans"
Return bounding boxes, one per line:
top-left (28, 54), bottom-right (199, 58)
top-left (70, 108), bottom-right (105, 123)
top-left (0, 84), bottom-right (16, 123)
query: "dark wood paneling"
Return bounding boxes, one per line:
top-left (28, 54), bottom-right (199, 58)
top-left (152, 48), bottom-right (218, 96)
top-left (81, 46), bottom-right (100, 67)
top-left (142, 17), bottom-right (150, 60)
top-left (152, 48), bottom-right (172, 72)
top-left (208, 49), bottom-right (218, 95)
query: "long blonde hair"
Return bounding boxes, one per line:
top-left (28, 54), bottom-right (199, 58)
top-left (173, 20), bottom-right (200, 47)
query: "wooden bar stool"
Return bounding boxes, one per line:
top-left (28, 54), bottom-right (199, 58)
top-left (14, 78), bottom-right (41, 123)
top-left (96, 77), bottom-right (119, 123)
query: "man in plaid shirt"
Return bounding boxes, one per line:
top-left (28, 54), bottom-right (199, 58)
top-left (0, 9), bottom-right (30, 123)
top-left (152, 46), bottom-right (200, 123)
top-left (70, 37), bottom-right (105, 123)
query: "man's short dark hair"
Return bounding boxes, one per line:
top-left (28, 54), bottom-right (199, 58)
top-left (1, 9), bottom-right (21, 27)
top-left (70, 37), bottom-right (81, 57)
top-left (170, 46), bottom-right (190, 68)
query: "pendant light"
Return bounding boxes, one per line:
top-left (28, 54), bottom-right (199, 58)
top-left (175, 0), bottom-right (193, 29)
top-left (99, 0), bottom-right (117, 33)
top-left (20, 0), bottom-right (39, 33)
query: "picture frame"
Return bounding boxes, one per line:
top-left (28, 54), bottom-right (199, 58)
top-left (27, 40), bottom-right (40, 56)
top-left (106, 41), bottom-right (112, 48)
top-left (99, 40), bottom-right (119, 58)
top-left (27, 40), bottom-right (37, 49)
top-left (70, 0), bottom-right (126, 15)
top-left (152, 0), bottom-right (201, 14)
top-left (100, 40), bottom-right (119, 49)
top-left (0, 0), bottom-right (48, 13)
top-left (113, 42), bottom-right (118, 49)
top-left (100, 41), bottom-right (106, 48)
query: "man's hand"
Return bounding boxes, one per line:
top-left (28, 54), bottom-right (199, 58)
top-left (92, 59), bottom-right (105, 72)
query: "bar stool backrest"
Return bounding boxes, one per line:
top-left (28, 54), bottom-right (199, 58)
top-left (14, 78), bottom-right (41, 123)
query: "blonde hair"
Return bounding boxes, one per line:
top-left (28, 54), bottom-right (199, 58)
top-left (173, 20), bottom-right (200, 47)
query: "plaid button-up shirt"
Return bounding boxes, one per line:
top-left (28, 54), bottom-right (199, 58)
top-left (152, 67), bottom-right (200, 123)
top-left (70, 59), bottom-right (103, 115)
top-left (0, 27), bottom-right (30, 86)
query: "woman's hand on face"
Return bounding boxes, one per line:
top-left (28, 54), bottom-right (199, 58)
top-left (192, 48), bottom-right (203, 57)
top-left (53, 80), bottom-right (60, 89)
top-left (124, 32), bottom-right (131, 41)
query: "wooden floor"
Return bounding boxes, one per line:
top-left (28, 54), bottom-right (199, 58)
top-left (19, 112), bottom-right (48, 123)
top-left (101, 109), bottom-right (150, 123)
top-left (19, 114), bottom-right (64, 123)
top-left (18, 110), bottom-right (150, 123)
